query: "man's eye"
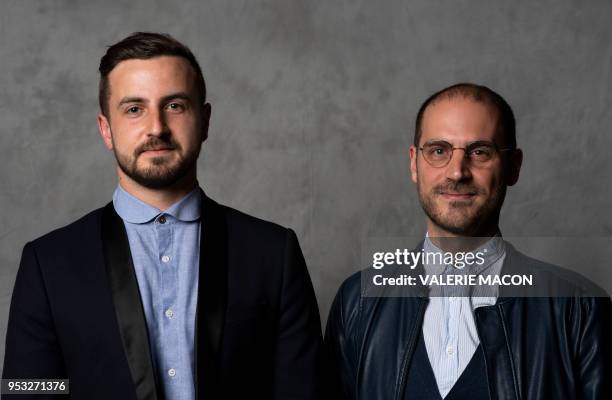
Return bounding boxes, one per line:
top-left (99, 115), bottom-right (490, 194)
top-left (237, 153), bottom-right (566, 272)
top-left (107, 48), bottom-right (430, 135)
top-left (469, 147), bottom-right (492, 156)
top-left (167, 103), bottom-right (184, 111)
top-left (126, 106), bottom-right (141, 114)
top-left (468, 146), bottom-right (494, 161)
top-left (428, 146), bottom-right (447, 156)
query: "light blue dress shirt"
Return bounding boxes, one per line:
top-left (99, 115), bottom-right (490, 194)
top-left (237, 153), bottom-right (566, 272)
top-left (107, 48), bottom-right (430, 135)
top-left (421, 234), bottom-right (505, 398)
top-left (113, 185), bottom-right (201, 400)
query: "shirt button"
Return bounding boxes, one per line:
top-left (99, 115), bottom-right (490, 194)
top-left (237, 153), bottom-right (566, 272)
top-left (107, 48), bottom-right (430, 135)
top-left (165, 308), bottom-right (174, 319)
top-left (161, 255), bottom-right (171, 263)
top-left (446, 346), bottom-right (454, 356)
top-left (158, 215), bottom-right (167, 224)
top-left (168, 368), bottom-right (176, 377)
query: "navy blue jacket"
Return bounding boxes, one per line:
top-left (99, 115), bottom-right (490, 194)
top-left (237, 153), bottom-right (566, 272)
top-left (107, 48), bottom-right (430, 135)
top-left (325, 244), bottom-right (612, 399)
top-left (3, 195), bottom-right (324, 399)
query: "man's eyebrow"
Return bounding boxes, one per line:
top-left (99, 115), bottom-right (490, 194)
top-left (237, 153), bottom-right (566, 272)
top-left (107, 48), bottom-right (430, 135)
top-left (117, 96), bottom-right (148, 108)
top-left (160, 92), bottom-right (192, 104)
top-left (423, 139), bottom-right (450, 145)
top-left (116, 93), bottom-right (193, 108)
top-left (466, 140), bottom-right (495, 145)
top-left (423, 139), bottom-right (496, 146)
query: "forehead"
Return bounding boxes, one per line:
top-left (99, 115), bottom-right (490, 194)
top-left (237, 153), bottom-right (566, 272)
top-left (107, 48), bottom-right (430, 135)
top-left (107, 55), bottom-right (197, 100)
top-left (420, 97), bottom-right (500, 145)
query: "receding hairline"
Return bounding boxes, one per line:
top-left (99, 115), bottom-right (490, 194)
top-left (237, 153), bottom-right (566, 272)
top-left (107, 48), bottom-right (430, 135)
top-left (425, 89), bottom-right (501, 110)
top-left (414, 83), bottom-right (516, 149)
top-left (421, 93), bottom-right (503, 129)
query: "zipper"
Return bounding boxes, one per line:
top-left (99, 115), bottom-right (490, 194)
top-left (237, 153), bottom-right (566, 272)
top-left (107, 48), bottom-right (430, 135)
top-left (396, 297), bottom-right (428, 400)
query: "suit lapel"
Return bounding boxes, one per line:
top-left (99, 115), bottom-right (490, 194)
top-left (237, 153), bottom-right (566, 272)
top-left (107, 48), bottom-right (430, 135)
top-left (101, 203), bottom-right (159, 400)
top-left (195, 193), bottom-right (228, 399)
top-left (473, 242), bottom-right (520, 400)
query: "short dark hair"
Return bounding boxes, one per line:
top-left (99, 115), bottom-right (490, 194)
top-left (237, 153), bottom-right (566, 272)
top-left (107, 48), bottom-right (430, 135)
top-left (414, 83), bottom-right (516, 149)
top-left (98, 32), bottom-right (206, 117)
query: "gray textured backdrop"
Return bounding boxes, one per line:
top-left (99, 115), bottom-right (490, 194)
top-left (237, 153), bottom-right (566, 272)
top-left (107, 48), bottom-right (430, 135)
top-left (2, 0), bottom-right (612, 372)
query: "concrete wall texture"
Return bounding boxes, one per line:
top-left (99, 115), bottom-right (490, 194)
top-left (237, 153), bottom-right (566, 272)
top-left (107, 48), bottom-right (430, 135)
top-left (1, 1), bottom-right (612, 373)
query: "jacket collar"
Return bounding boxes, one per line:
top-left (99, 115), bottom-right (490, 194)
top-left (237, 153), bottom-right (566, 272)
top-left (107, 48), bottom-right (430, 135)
top-left (422, 233), bottom-right (505, 276)
top-left (101, 202), bottom-right (160, 400)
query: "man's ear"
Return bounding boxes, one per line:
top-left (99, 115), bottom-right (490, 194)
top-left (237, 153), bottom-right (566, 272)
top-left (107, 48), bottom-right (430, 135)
top-left (409, 145), bottom-right (418, 183)
top-left (97, 113), bottom-right (113, 150)
top-left (201, 103), bottom-right (211, 143)
top-left (505, 148), bottom-right (523, 186)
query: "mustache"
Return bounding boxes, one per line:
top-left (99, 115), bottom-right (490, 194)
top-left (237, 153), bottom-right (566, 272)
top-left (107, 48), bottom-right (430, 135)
top-left (135, 137), bottom-right (179, 155)
top-left (433, 182), bottom-right (483, 195)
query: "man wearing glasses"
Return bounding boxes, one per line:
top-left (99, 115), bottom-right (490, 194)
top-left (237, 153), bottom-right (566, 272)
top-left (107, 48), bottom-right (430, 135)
top-left (325, 83), bottom-right (611, 399)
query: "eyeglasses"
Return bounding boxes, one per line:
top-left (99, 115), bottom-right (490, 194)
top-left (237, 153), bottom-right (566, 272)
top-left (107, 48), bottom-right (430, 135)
top-left (418, 140), bottom-right (513, 168)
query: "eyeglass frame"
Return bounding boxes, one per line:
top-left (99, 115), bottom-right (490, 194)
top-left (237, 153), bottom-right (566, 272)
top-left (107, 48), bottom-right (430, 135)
top-left (416, 139), bottom-right (515, 168)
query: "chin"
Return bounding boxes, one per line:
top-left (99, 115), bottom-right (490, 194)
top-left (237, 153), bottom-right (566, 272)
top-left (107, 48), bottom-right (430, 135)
top-left (437, 214), bottom-right (479, 234)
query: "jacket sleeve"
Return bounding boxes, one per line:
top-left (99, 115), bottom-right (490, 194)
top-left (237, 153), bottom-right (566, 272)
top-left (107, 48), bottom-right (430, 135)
top-left (324, 278), bottom-right (357, 400)
top-left (2, 242), bottom-right (67, 399)
top-left (271, 229), bottom-right (325, 400)
top-left (575, 296), bottom-right (612, 399)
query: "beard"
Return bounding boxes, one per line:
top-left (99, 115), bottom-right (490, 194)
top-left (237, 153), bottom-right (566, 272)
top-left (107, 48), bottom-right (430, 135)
top-left (113, 136), bottom-right (201, 189)
top-left (417, 178), bottom-right (506, 236)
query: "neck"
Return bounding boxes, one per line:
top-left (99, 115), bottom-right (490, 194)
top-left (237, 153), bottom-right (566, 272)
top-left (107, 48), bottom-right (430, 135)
top-left (426, 220), bottom-right (500, 253)
top-left (117, 167), bottom-right (198, 211)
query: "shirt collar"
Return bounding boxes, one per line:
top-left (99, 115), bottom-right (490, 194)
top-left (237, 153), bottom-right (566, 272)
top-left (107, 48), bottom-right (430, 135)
top-left (112, 184), bottom-right (202, 224)
top-left (422, 232), bottom-right (505, 275)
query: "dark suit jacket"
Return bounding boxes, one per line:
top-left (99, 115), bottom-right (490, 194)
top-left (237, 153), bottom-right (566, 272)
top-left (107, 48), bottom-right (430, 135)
top-left (2, 194), bottom-right (324, 399)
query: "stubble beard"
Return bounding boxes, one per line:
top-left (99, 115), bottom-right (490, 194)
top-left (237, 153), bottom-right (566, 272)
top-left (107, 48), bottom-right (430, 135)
top-left (417, 178), bottom-right (506, 236)
top-left (113, 136), bottom-right (201, 190)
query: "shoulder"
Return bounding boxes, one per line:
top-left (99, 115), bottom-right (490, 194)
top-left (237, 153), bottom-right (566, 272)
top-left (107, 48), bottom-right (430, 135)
top-left (16, 206), bottom-right (107, 287)
top-left (28, 206), bottom-right (106, 254)
top-left (211, 198), bottom-right (293, 246)
top-left (328, 270), bottom-right (378, 336)
top-left (334, 271), bottom-right (363, 312)
top-left (504, 243), bottom-right (609, 298)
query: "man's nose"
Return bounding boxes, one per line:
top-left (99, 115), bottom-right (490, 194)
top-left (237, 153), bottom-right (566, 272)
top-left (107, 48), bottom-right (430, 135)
top-left (147, 108), bottom-right (169, 136)
top-left (445, 149), bottom-right (472, 181)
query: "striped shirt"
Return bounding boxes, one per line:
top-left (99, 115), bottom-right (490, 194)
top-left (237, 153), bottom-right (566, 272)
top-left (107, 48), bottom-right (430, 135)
top-left (421, 234), bottom-right (505, 398)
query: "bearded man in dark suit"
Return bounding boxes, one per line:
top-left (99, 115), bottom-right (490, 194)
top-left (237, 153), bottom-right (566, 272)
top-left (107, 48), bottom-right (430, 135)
top-left (3, 32), bottom-right (324, 400)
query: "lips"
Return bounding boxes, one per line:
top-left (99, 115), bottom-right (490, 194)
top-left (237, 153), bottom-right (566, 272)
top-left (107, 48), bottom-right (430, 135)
top-left (141, 147), bottom-right (173, 155)
top-left (439, 192), bottom-right (476, 200)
